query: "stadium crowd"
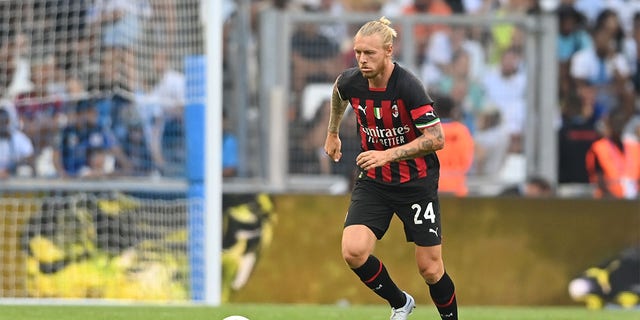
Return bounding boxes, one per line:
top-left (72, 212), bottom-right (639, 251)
top-left (223, 0), bottom-right (640, 199)
top-left (0, 0), bottom-right (638, 199)
top-left (0, 0), bottom-right (199, 179)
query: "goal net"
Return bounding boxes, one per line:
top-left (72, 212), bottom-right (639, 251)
top-left (0, 189), bottom-right (276, 302)
top-left (0, 0), bottom-right (214, 303)
top-left (1, 192), bottom-right (193, 301)
top-left (0, 0), bottom-right (202, 178)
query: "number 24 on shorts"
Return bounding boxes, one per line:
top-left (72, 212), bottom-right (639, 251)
top-left (412, 202), bottom-right (435, 225)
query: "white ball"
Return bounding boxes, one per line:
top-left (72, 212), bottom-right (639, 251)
top-left (568, 278), bottom-right (593, 300)
top-left (223, 316), bottom-right (250, 320)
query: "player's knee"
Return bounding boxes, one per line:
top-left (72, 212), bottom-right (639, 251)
top-left (341, 246), bottom-right (369, 268)
top-left (418, 259), bottom-right (444, 284)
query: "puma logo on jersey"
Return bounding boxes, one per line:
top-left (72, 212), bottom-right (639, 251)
top-left (425, 111), bottom-right (435, 118)
top-left (429, 227), bottom-right (439, 237)
top-left (358, 105), bottom-right (366, 114)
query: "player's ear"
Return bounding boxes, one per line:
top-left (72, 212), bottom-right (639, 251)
top-left (385, 44), bottom-right (393, 57)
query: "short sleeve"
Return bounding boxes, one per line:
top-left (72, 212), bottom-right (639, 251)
top-left (400, 71), bottom-right (438, 129)
top-left (411, 104), bottom-right (440, 129)
top-left (335, 71), bottom-right (350, 101)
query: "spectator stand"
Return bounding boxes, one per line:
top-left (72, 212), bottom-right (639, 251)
top-left (258, 9), bottom-right (559, 195)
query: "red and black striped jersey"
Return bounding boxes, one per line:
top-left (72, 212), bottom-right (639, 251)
top-left (336, 63), bottom-right (441, 185)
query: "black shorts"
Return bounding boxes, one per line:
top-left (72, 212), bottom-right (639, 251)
top-left (344, 177), bottom-right (442, 246)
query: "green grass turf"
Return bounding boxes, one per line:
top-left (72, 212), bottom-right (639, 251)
top-left (0, 304), bottom-right (637, 320)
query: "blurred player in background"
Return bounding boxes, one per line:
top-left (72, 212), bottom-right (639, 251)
top-left (568, 246), bottom-right (640, 309)
top-left (432, 94), bottom-right (474, 197)
top-left (21, 193), bottom-right (188, 300)
top-left (221, 193), bottom-right (276, 302)
top-left (324, 17), bottom-right (458, 320)
top-left (585, 107), bottom-right (639, 199)
top-left (500, 175), bottom-right (554, 197)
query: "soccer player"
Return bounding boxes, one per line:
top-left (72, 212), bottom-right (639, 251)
top-left (324, 17), bottom-right (458, 320)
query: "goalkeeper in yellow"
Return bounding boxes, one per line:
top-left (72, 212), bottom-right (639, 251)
top-left (21, 194), bottom-right (188, 300)
top-left (21, 198), bottom-right (104, 298)
top-left (568, 246), bottom-right (640, 309)
top-left (221, 193), bottom-right (276, 302)
top-left (21, 192), bottom-right (275, 301)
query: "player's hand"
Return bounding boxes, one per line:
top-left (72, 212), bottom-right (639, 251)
top-left (324, 133), bottom-right (342, 162)
top-left (356, 150), bottom-right (390, 170)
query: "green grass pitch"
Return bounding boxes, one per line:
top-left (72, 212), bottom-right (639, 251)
top-left (0, 304), bottom-right (638, 320)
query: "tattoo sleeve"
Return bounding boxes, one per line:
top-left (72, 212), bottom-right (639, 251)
top-left (391, 124), bottom-right (445, 161)
top-left (327, 78), bottom-right (348, 134)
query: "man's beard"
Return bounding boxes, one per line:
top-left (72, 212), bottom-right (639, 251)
top-left (361, 71), bottom-right (374, 79)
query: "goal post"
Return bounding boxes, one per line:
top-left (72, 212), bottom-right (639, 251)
top-left (181, 0), bottom-right (223, 305)
top-left (184, 0), bottom-right (222, 304)
top-left (210, 0), bottom-right (223, 306)
top-left (184, 54), bottom-right (221, 305)
top-left (203, 0), bottom-right (222, 306)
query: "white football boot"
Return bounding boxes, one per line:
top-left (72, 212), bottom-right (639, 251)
top-left (390, 291), bottom-right (415, 320)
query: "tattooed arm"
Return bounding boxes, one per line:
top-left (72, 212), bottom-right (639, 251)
top-left (327, 76), bottom-right (348, 134)
top-left (390, 124), bottom-right (445, 161)
top-left (356, 123), bottom-right (445, 170)
top-left (325, 76), bottom-right (349, 162)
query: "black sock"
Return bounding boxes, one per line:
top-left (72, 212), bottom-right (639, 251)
top-left (428, 272), bottom-right (458, 319)
top-left (352, 255), bottom-right (406, 308)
